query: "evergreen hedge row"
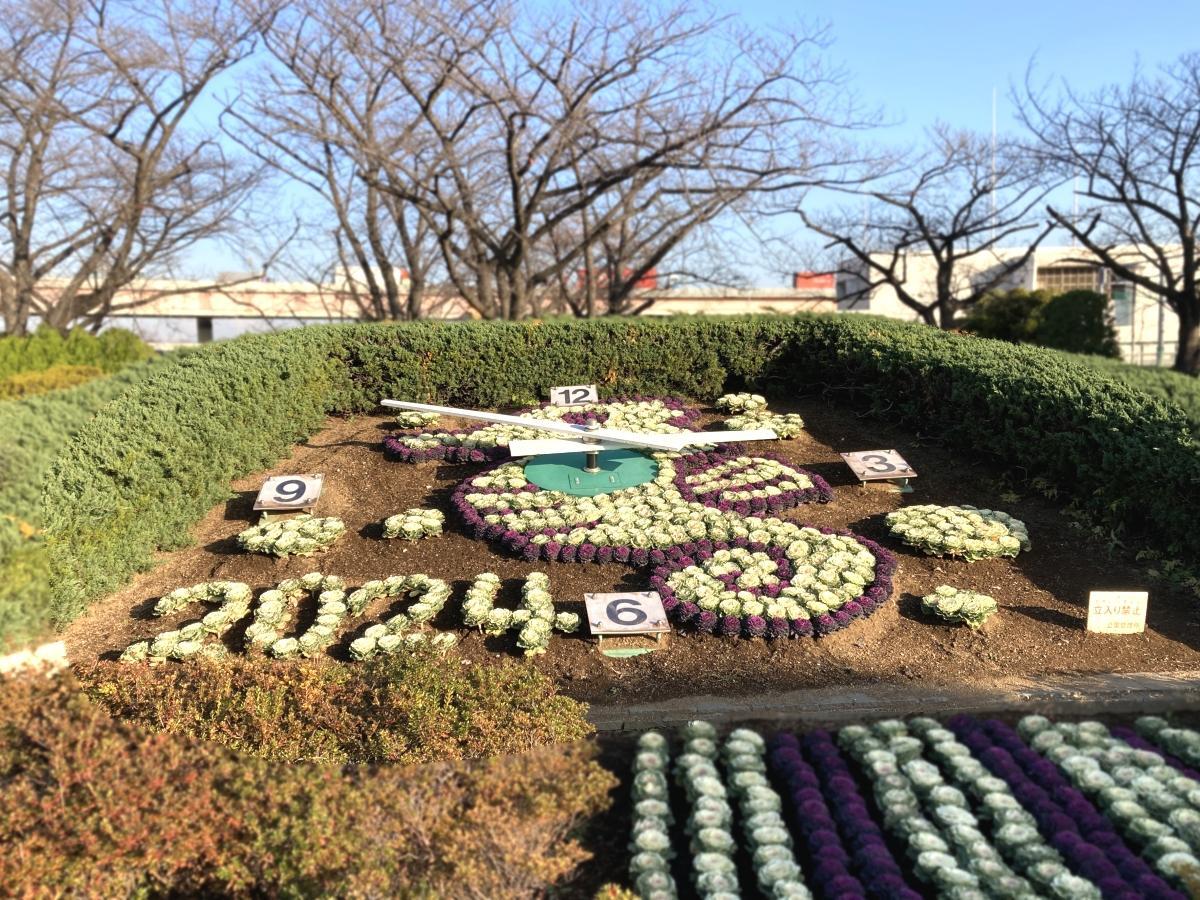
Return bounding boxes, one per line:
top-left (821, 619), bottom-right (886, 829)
top-left (0, 325), bottom-right (152, 380)
top-left (22, 315), bottom-right (1200, 645)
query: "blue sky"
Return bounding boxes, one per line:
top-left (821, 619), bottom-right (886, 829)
top-left (732, 0), bottom-right (1194, 142)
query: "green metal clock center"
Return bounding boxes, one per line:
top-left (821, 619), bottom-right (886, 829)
top-left (523, 448), bottom-right (659, 496)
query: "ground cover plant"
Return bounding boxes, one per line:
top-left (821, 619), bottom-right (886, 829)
top-left (618, 714), bottom-right (1200, 899)
top-left (30, 314), bottom-right (1200, 654)
top-left (81, 648), bottom-right (594, 765)
top-left (1, 668), bottom-right (612, 897)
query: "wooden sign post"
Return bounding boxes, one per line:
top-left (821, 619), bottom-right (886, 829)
top-left (584, 591), bottom-right (671, 649)
top-left (1086, 591), bottom-right (1149, 635)
top-left (840, 449), bottom-right (917, 492)
top-left (549, 384), bottom-right (599, 406)
top-left (253, 474), bottom-right (324, 512)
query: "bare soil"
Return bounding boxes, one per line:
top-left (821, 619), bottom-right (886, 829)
top-left (61, 398), bottom-right (1200, 705)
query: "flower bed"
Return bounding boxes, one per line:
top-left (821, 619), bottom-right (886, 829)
top-left (236, 514), bottom-right (346, 557)
top-left (648, 530), bottom-right (897, 639)
top-left (921, 586), bottom-right (998, 630)
top-left (452, 449), bottom-right (833, 566)
top-left (885, 504), bottom-right (1030, 561)
top-left (621, 714), bottom-right (1200, 899)
top-left (384, 397), bottom-right (701, 463)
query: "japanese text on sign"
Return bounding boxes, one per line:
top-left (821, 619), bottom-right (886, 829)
top-left (1086, 591), bottom-right (1148, 634)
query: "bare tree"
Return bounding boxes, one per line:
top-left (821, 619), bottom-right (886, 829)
top-left (249, 0), bottom-right (863, 321)
top-left (224, 2), bottom-right (440, 321)
top-left (0, 0), bottom-right (270, 336)
top-left (1018, 54), bottom-right (1200, 374)
top-left (801, 125), bottom-right (1056, 328)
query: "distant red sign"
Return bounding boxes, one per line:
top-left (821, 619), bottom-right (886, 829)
top-left (793, 272), bottom-right (835, 290)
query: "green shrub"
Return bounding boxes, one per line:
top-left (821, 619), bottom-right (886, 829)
top-left (1, 669), bottom-right (614, 897)
top-left (0, 325), bottom-right (152, 380)
top-left (79, 648), bottom-right (594, 765)
top-left (23, 316), bottom-right (1200, 647)
top-left (1062, 352), bottom-right (1200, 434)
top-left (0, 364), bottom-right (104, 400)
top-left (1036, 290), bottom-right (1121, 357)
top-left (961, 289), bottom-right (1049, 343)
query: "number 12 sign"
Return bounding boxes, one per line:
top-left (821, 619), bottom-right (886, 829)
top-left (254, 474), bottom-right (324, 511)
top-left (584, 591), bottom-right (671, 636)
top-left (550, 384), bottom-right (599, 406)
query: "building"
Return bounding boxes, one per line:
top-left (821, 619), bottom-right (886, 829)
top-left (834, 246), bottom-right (1182, 365)
top-left (13, 272), bottom-right (835, 347)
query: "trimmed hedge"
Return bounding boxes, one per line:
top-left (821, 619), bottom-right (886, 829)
top-left (0, 364), bottom-right (105, 400)
top-left (0, 325), bottom-right (152, 380)
top-left (1064, 352), bottom-right (1200, 435)
top-left (28, 316), bottom-right (1200, 643)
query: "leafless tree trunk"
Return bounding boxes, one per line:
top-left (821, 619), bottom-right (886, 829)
top-left (801, 125), bottom-right (1056, 328)
top-left (1018, 54), bottom-right (1200, 374)
top-left (0, 0), bottom-right (271, 336)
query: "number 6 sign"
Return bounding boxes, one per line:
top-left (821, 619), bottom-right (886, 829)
top-left (584, 591), bottom-right (671, 636)
top-left (253, 474), bottom-right (324, 511)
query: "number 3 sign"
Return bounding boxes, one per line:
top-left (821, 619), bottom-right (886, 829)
top-left (254, 474), bottom-right (324, 511)
top-left (840, 449), bottom-right (917, 483)
top-left (584, 591), bottom-right (671, 636)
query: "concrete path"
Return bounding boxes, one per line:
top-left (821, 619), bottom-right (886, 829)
top-left (587, 670), bottom-right (1200, 732)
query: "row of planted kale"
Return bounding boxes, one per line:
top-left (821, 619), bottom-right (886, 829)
top-left (627, 715), bottom-right (1200, 899)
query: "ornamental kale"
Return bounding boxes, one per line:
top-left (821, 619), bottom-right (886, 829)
top-left (236, 514), bottom-right (346, 557)
top-left (921, 586), bottom-right (998, 630)
top-left (886, 504), bottom-right (1030, 561)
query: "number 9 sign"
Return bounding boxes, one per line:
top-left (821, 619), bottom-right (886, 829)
top-left (254, 474), bottom-right (324, 511)
top-left (585, 591), bottom-right (670, 636)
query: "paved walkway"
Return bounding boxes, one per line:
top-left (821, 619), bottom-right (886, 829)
top-left (587, 670), bottom-right (1200, 732)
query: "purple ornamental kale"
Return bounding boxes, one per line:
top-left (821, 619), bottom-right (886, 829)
top-left (744, 615), bottom-right (767, 637)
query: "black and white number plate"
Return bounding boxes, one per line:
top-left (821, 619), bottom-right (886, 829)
top-left (840, 449), bottom-right (917, 482)
top-left (584, 591), bottom-right (671, 636)
top-left (549, 383), bottom-right (599, 406)
top-left (253, 474), bottom-right (324, 511)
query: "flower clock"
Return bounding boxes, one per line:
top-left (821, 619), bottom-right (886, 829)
top-left (385, 396), bottom-right (898, 639)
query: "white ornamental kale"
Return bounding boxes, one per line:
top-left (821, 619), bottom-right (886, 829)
top-left (715, 392), bottom-right (769, 413)
top-left (629, 730), bottom-right (680, 899)
top-left (460, 571), bottom-right (578, 656)
top-left (723, 410), bottom-right (806, 439)
top-left (920, 585), bottom-right (998, 631)
top-left (237, 513), bottom-right (346, 557)
top-left (394, 410), bottom-right (440, 429)
top-left (674, 721), bottom-right (743, 898)
top-left (346, 574), bottom-right (453, 660)
top-left (885, 504), bottom-right (1030, 561)
top-left (721, 728), bottom-right (811, 899)
top-left (666, 534), bottom-right (877, 621)
top-left (120, 581), bottom-right (252, 663)
top-left (382, 507), bottom-right (445, 541)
